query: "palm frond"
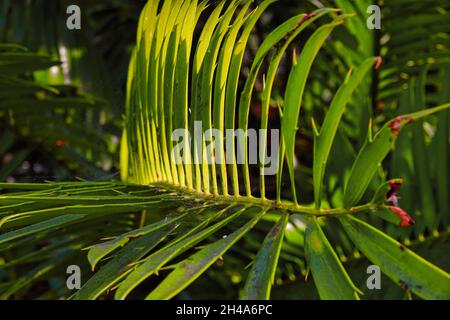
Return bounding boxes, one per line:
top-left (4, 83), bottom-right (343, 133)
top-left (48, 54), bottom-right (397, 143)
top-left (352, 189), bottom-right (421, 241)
top-left (1, 0), bottom-right (449, 300)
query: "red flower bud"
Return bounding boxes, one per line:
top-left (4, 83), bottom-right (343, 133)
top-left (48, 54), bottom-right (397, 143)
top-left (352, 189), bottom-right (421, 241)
top-left (388, 116), bottom-right (413, 136)
top-left (388, 206), bottom-right (415, 227)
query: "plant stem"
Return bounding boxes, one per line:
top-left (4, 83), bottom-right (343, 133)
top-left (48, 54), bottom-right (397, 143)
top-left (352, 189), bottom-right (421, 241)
top-left (153, 182), bottom-right (375, 217)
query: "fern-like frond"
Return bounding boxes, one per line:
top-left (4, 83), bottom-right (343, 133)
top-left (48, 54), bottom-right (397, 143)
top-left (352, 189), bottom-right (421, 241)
top-left (1, 0), bottom-right (450, 300)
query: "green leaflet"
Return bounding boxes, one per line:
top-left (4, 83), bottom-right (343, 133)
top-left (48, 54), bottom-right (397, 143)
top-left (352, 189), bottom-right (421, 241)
top-left (172, 0), bottom-right (198, 189)
top-left (281, 20), bottom-right (343, 205)
top-left (343, 102), bottom-right (450, 208)
top-left (305, 218), bottom-right (360, 300)
top-left (0, 181), bottom-right (123, 191)
top-left (190, 0), bottom-right (226, 193)
top-left (241, 213), bottom-right (288, 300)
top-left (238, 9), bottom-right (335, 197)
top-left (0, 248), bottom-right (77, 299)
top-left (197, 0), bottom-right (240, 195)
top-left (334, 0), bottom-right (372, 56)
top-left (0, 214), bottom-right (85, 248)
top-left (114, 205), bottom-right (248, 299)
top-left (87, 207), bottom-right (192, 271)
top-left (259, 8), bottom-right (338, 199)
top-left (340, 216), bottom-right (450, 299)
top-left (313, 57), bottom-right (378, 208)
top-left (146, 208), bottom-right (267, 300)
top-left (0, 75), bottom-right (59, 96)
top-left (0, 52), bottom-right (59, 74)
top-left (73, 225), bottom-right (176, 300)
top-left (224, 0), bottom-right (279, 196)
top-left (212, 1), bottom-right (253, 196)
top-left (120, 129), bottom-right (129, 182)
top-left (0, 200), bottom-right (163, 229)
top-left (3, 230), bottom-right (90, 268)
top-left (0, 194), bottom-right (177, 206)
top-left (164, 0), bottom-right (199, 186)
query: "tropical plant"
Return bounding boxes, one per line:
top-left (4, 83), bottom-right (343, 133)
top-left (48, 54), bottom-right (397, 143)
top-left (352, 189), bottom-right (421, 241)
top-left (0, 0), bottom-right (449, 300)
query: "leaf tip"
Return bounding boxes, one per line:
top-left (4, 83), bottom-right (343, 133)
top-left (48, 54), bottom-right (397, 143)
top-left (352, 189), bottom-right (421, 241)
top-left (311, 117), bottom-right (319, 136)
top-left (375, 56), bottom-right (382, 70)
top-left (298, 12), bottom-right (316, 26)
